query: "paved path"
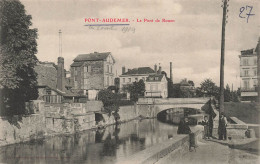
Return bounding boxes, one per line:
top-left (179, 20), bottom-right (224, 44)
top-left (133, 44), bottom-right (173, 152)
top-left (156, 137), bottom-right (260, 164)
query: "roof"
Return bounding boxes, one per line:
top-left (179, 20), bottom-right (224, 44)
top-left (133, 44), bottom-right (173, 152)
top-left (146, 74), bottom-right (165, 82)
top-left (71, 62), bottom-right (84, 67)
top-left (241, 49), bottom-right (255, 56)
top-left (122, 67), bottom-right (155, 75)
top-left (73, 52), bottom-right (114, 62)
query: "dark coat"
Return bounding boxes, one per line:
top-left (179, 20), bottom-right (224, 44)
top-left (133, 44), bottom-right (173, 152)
top-left (177, 120), bottom-right (191, 134)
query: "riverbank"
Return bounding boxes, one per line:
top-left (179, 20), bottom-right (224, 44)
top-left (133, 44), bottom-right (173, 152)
top-left (0, 100), bottom-right (139, 147)
top-left (0, 119), bottom-right (180, 164)
top-left (156, 136), bottom-right (260, 164)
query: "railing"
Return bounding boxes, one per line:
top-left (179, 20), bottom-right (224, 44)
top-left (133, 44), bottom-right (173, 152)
top-left (240, 87), bottom-right (256, 92)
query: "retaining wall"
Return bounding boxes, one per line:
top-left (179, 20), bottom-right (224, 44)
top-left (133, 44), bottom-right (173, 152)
top-left (117, 130), bottom-right (201, 164)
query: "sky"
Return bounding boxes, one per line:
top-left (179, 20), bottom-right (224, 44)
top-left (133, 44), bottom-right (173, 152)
top-left (20, 0), bottom-right (260, 89)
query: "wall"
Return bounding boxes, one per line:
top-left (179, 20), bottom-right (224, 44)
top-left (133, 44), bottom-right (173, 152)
top-left (71, 60), bottom-right (105, 90)
top-left (0, 114), bottom-right (46, 146)
top-left (117, 130), bottom-right (201, 164)
top-left (0, 101), bottom-right (139, 146)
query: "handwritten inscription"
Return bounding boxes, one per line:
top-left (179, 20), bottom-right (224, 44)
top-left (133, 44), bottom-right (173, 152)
top-left (239, 5), bottom-right (255, 23)
top-left (88, 26), bottom-right (135, 33)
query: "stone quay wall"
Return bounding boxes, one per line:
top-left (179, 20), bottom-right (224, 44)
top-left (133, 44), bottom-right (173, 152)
top-left (0, 101), bottom-right (139, 146)
top-left (118, 130), bottom-right (202, 164)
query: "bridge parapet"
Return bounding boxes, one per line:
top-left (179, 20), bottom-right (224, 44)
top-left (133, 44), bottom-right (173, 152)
top-left (137, 98), bottom-right (211, 118)
top-left (138, 98), bottom-right (211, 105)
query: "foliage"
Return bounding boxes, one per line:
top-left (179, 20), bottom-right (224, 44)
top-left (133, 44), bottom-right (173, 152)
top-left (0, 0), bottom-right (39, 115)
top-left (98, 89), bottom-right (120, 116)
top-left (123, 80), bottom-right (145, 102)
top-left (224, 84), bottom-right (232, 102)
top-left (188, 80), bottom-right (194, 87)
top-left (196, 79), bottom-right (219, 99)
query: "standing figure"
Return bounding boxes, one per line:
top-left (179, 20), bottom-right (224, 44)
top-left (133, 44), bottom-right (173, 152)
top-left (218, 113), bottom-right (227, 140)
top-left (201, 116), bottom-right (210, 139)
top-left (208, 115), bottom-right (214, 137)
top-left (177, 117), bottom-right (191, 134)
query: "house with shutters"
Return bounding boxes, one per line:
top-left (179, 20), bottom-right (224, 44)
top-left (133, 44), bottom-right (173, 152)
top-left (239, 45), bottom-right (259, 101)
top-left (70, 52), bottom-right (115, 99)
top-left (119, 66), bottom-right (156, 93)
top-left (144, 74), bottom-right (168, 98)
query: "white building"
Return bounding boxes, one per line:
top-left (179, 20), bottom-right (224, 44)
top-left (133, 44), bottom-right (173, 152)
top-left (119, 67), bottom-right (156, 92)
top-left (239, 48), bottom-right (258, 101)
top-left (145, 74), bottom-right (168, 98)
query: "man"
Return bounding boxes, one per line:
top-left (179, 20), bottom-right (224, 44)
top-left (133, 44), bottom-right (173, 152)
top-left (178, 117), bottom-right (196, 151)
top-left (201, 115), bottom-right (210, 139)
top-left (218, 113), bottom-right (227, 140)
top-left (177, 117), bottom-right (191, 134)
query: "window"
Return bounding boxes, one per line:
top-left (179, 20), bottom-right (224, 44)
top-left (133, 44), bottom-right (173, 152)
top-left (84, 79), bottom-right (88, 84)
top-left (128, 78), bottom-right (131, 82)
top-left (107, 77), bottom-right (109, 85)
top-left (155, 77), bottom-right (159, 80)
top-left (84, 66), bottom-right (88, 72)
top-left (253, 80), bottom-right (258, 86)
top-left (46, 88), bottom-right (51, 95)
top-left (254, 58), bottom-right (257, 65)
top-left (244, 70), bottom-right (249, 76)
top-left (243, 59), bottom-right (249, 66)
top-left (74, 76), bottom-right (77, 82)
top-left (107, 65), bottom-right (109, 73)
top-left (254, 69), bottom-right (257, 76)
top-left (123, 78), bottom-right (125, 83)
top-left (243, 80), bottom-right (249, 89)
top-left (110, 66), bottom-right (112, 73)
top-left (74, 68), bottom-right (77, 75)
top-left (84, 66), bottom-right (91, 72)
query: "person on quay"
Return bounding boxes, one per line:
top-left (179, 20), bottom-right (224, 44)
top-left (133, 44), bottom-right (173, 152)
top-left (218, 112), bottom-right (228, 140)
top-left (200, 115), bottom-right (210, 139)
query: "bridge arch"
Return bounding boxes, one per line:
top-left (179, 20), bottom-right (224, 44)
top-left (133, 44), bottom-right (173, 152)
top-left (137, 98), bottom-right (210, 118)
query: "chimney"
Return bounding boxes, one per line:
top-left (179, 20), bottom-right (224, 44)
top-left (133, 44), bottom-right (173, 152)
top-left (170, 62), bottom-right (173, 82)
top-left (158, 66), bottom-right (162, 74)
top-left (122, 66), bottom-right (126, 74)
top-left (154, 64), bottom-right (157, 73)
top-left (57, 57), bottom-right (65, 92)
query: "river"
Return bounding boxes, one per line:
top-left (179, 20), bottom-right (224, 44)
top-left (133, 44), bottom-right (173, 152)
top-left (0, 119), bottom-right (180, 164)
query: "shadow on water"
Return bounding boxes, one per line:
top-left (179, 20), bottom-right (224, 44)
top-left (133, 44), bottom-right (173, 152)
top-left (0, 119), bottom-right (178, 164)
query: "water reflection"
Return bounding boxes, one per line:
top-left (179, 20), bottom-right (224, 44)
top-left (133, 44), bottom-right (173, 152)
top-left (0, 119), bottom-right (178, 164)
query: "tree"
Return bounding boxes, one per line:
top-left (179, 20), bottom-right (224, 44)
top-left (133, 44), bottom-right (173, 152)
top-left (98, 89), bottom-right (120, 116)
top-left (123, 79), bottom-right (145, 102)
top-left (0, 0), bottom-right (38, 115)
top-left (188, 80), bottom-right (194, 87)
top-left (224, 84), bottom-right (232, 102)
top-left (197, 79), bottom-right (219, 99)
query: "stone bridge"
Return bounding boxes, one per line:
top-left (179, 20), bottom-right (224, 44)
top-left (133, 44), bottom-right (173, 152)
top-left (137, 98), bottom-right (211, 118)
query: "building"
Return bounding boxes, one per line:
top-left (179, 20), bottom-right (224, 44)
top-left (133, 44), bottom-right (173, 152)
top-left (119, 66), bottom-right (156, 92)
top-left (239, 48), bottom-right (258, 101)
top-left (70, 52), bottom-right (115, 94)
top-left (35, 58), bottom-right (86, 103)
top-left (145, 74), bottom-right (168, 98)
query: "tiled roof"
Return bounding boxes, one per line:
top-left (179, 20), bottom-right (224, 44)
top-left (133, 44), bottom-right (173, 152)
top-left (122, 67), bottom-right (155, 75)
top-left (146, 74), bottom-right (164, 82)
top-left (241, 49), bottom-right (254, 55)
top-left (71, 62), bottom-right (84, 67)
top-left (73, 52), bottom-right (114, 62)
